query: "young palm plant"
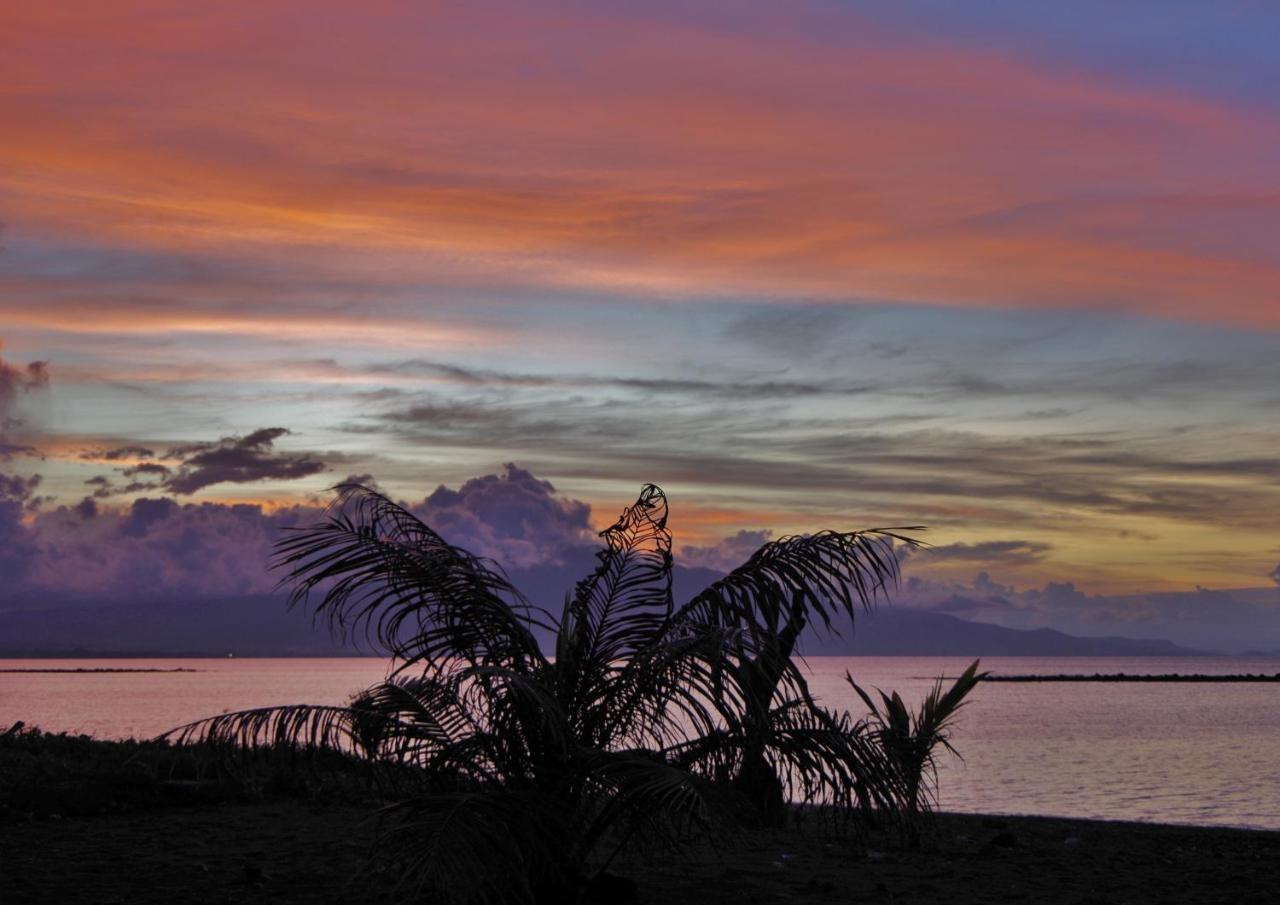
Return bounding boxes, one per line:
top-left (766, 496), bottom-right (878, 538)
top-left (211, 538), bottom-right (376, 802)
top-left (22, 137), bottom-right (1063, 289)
top-left (672, 529), bottom-right (919, 824)
top-left (164, 481), bottom-right (918, 903)
top-left (847, 660), bottom-right (988, 841)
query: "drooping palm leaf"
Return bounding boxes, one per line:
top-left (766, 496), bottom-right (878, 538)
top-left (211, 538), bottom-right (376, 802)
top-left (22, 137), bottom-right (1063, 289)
top-left (161, 703), bottom-right (371, 755)
top-left (273, 483), bottom-right (552, 676)
top-left (678, 529), bottom-right (919, 639)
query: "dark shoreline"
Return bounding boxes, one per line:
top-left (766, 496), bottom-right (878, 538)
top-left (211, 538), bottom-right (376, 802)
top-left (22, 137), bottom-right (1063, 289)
top-left (981, 672), bottom-right (1280, 682)
top-left (4, 802), bottom-right (1277, 905)
top-left (4, 650), bottom-right (1274, 659)
top-left (0, 667), bottom-right (201, 674)
top-left (3, 729), bottom-right (1278, 904)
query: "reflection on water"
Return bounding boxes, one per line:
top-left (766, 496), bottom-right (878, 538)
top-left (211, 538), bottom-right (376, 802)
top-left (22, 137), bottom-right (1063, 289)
top-left (3, 656), bottom-right (1278, 829)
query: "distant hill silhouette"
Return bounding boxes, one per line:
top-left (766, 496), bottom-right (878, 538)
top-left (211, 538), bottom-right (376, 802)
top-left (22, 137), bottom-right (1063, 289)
top-left (806, 607), bottom-right (1202, 657)
top-left (0, 595), bottom-right (1202, 657)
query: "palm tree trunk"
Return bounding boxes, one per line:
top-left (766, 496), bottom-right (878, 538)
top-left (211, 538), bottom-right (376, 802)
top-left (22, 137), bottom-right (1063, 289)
top-left (732, 593), bottom-right (809, 826)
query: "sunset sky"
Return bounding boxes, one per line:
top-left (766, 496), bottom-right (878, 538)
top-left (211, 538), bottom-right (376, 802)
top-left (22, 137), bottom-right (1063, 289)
top-left (3, 1), bottom-right (1279, 621)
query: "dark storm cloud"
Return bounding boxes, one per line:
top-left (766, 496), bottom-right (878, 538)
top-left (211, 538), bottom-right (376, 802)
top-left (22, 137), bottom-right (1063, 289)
top-left (164, 428), bottom-right (326, 494)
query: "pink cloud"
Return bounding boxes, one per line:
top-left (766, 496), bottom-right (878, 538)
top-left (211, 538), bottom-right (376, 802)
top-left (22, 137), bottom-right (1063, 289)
top-left (0, 2), bottom-right (1277, 329)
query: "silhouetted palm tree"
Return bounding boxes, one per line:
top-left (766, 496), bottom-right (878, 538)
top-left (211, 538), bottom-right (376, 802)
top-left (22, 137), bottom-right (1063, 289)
top-left (166, 482), bottom-right (917, 903)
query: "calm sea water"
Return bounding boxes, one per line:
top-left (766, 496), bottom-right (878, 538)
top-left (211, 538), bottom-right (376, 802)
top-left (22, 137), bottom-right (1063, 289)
top-left (3, 656), bottom-right (1279, 830)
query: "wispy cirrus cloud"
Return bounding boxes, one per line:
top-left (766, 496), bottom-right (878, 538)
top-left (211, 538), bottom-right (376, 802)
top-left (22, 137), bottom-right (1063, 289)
top-left (2, 2), bottom-right (1280, 331)
top-left (1, 2), bottom-right (1278, 602)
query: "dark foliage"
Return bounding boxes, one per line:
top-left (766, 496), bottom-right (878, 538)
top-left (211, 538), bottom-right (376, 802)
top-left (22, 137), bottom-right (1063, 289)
top-left (849, 659), bottom-right (988, 840)
top-left (163, 482), bottom-right (965, 903)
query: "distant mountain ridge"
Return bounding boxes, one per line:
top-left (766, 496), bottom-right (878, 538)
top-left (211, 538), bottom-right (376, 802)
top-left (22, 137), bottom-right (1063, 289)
top-left (809, 607), bottom-right (1201, 657)
top-left (0, 596), bottom-right (1202, 658)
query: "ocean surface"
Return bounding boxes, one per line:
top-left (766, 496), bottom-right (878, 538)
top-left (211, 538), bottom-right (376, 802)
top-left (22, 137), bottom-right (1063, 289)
top-left (3, 655), bottom-right (1279, 830)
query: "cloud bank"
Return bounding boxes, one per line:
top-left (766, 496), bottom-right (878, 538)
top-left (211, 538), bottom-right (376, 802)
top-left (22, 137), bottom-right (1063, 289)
top-left (0, 464), bottom-right (599, 604)
top-left (3, 460), bottom-right (1279, 650)
top-left (414, 464), bottom-right (595, 569)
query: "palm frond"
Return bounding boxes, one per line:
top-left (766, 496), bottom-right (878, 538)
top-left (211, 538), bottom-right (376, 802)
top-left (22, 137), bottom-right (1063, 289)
top-left (592, 624), bottom-right (742, 751)
top-left (161, 703), bottom-right (369, 754)
top-left (677, 528), bottom-right (919, 639)
top-left (557, 485), bottom-right (673, 699)
top-left (273, 482), bottom-right (552, 673)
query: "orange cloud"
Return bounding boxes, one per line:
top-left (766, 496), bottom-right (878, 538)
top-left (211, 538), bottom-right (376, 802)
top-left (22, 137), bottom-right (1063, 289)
top-left (1, 2), bottom-right (1278, 330)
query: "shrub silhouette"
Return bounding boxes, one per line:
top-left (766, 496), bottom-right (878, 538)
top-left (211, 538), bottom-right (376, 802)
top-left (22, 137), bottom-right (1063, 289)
top-left (166, 482), bottom-right (927, 903)
top-left (848, 659), bottom-right (987, 841)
